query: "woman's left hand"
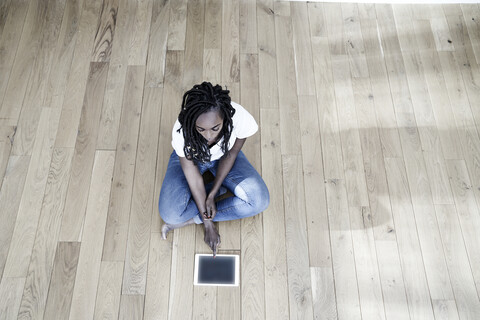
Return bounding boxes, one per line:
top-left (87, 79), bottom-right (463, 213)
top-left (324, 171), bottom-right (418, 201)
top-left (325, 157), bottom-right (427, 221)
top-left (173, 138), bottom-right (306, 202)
top-left (204, 195), bottom-right (217, 220)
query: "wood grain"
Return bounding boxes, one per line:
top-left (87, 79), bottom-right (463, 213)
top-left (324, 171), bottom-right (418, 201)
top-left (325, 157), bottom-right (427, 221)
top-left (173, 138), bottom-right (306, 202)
top-left (144, 233), bottom-right (172, 320)
top-left (0, 277), bottom-right (25, 320)
top-left (17, 148), bottom-right (73, 320)
top-left (43, 242), bottom-right (81, 320)
top-left (118, 294), bottom-right (144, 320)
top-left (59, 62), bottom-right (109, 242)
top-left (0, 156), bottom-right (30, 279)
top-left (91, 0), bottom-right (118, 62)
top-left (326, 178), bottom-right (361, 320)
top-left (93, 261), bottom-right (123, 320)
top-left (145, 0), bottom-right (170, 88)
top-left (122, 87), bottom-right (161, 295)
top-left (68, 151), bottom-right (115, 320)
top-left (260, 109), bottom-right (289, 320)
top-left (55, 0), bottom-right (103, 148)
top-left (102, 66), bottom-right (145, 261)
top-left (384, 157), bottom-right (435, 320)
top-left (282, 155), bottom-right (314, 320)
top-left (256, 0), bottom-right (278, 109)
top-left (3, 107), bottom-right (61, 278)
top-left (167, 0), bottom-right (187, 50)
top-left (222, 0), bottom-right (239, 83)
top-left (183, 0), bottom-right (205, 88)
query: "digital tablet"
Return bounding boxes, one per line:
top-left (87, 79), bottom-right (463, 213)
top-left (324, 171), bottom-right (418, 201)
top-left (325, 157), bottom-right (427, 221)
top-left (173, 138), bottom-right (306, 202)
top-left (194, 254), bottom-right (239, 286)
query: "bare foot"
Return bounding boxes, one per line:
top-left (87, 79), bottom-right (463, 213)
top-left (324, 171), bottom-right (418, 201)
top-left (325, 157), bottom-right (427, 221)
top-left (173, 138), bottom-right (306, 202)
top-left (161, 223), bottom-right (173, 239)
top-left (161, 218), bottom-right (196, 239)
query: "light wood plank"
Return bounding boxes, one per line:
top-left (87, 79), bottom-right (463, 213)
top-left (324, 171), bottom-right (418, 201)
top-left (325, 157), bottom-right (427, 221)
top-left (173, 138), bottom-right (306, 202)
top-left (256, 0), bottom-right (278, 109)
top-left (0, 277), bottom-right (25, 320)
top-left (17, 148), bottom-right (73, 320)
top-left (324, 3), bottom-right (345, 56)
top-left (402, 49), bottom-right (454, 205)
top-left (3, 107), bottom-right (61, 278)
top-left (122, 86), bottom-right (161, 295)
top-left (0, 156), bottom-right (30, 279)
top-left (239, 0), bottom-right (256, 54)
top-left (274, 3), bottom-right (301, 156)
top-left (154, 50), bottom-right (184, 233)
top-left (144, 233), bottom-right (172, 320)
top-left (342, 3), bottom-right (369, 78)
top-left (102, 66), bottom-right (145, 261)
top-left (96, 0), bottom-right (139, 150)
top-left (446, 13), bottom-right (480, 139)
top-left (239, 53), bottom-right (264, 320)
top-left (283, 155), bottom-right (314, 320)
top-left (93, 261), bottom-right (123, 320)
top-left (297, 95), bottom-right (331, 266)
top-left (222, 0), bottom-right (239, 83)
top-left (0, 125), bottom-right (15, 187)
top-left (91, 0), bottom-right (118, 62)
top-left (375, 241), bottom-right (410, 320)
top-left (217, 284), bottom-right (240, 320)
top-left (326, 178), bottom-right (361, 320)
top-left (127, 0), bottom-right (153, 66)
top-left (384, 157), bottom-right (435, 320)
top-left (0, 0), bottom-right (12, 36)
top-left (43, 242), bottom-right (81, 320)
top-left (204, 0), bottom-right (221, 50)
top-left (435, 204), bottom-right (480, 319)
top-left (118, 294), bottom-right (144, 320)
top-left (446, 160), bottom-right (480, 297)
top-left (44, 0), bottom-right (85, 111)
top-left (11, 0), bottom-right (66, 156)
top-left (59, 62), bottom-right (109, 242)
top-left (168, 226), bottom-right (196, 320)
top-left (461, 4), bottom-right (480, 64)
top-left (331, 55), bottom-right (369, 207)
top-left (419, 48), bottom-right (462, 160)
top-left (359, 17), bottom-right (403, 158)
top-left (310, 267), bottom-right (337, 320)
top-left (260, 109), bottom-right (289, 320)
top-left (145, 0), bottom-right (170, 87)
top-left (307, 3), bottom-right (326, 38)
top-left (0, 0), bottom-right (49, 120)
top-left (183, 0), bottom-right (205, 88)
top-left (349, 206), bottom-right (386, 320)
top-left (68, 150), bottom-right (115, 320)
top-left (291, 2), bottom-right (315, 96)
top-left (311, 37), bottom-right (344, 179)
top-left (352, 77), bottom-right (395, 241)
top-left (55, 0), bottom-right (103, 148)
top-left (167, 0), bottom-right (187, 50)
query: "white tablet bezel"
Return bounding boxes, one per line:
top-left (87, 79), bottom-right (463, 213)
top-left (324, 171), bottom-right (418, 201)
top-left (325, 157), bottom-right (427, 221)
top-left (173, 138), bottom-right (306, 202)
top-left (193, 253), bottom-right (240, 286)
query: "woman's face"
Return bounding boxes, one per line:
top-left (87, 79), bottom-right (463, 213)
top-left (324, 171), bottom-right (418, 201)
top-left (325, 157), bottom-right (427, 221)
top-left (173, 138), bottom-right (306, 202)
top-left (195, 109), bottom-right (224, 145)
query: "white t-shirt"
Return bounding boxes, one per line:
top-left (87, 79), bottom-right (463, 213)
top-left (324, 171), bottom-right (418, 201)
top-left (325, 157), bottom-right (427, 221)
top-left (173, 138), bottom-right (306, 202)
top-left (171, 101), bottom-right (258, 161)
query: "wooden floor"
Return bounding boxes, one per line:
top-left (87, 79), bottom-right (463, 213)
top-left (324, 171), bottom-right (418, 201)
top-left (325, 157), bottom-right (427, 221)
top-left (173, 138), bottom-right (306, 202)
top-left (1, 0), bottom-right (480, 319)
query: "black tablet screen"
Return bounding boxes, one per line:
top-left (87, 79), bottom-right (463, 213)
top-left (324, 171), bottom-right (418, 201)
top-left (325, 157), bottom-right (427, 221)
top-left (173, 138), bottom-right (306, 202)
top-left (197, 255), bottom-right (236, 285)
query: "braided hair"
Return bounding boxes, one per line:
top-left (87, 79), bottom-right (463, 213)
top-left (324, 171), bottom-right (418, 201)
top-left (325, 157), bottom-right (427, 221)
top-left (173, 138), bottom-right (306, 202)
top-left (177, 82), bottom-right (236, 162)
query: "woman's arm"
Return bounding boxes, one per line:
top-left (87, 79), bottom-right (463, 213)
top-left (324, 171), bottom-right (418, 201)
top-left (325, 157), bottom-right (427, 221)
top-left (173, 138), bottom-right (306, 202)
top-left (205, 138), bottom-right (246, 218)
top-left (179, 156), bottom-right (207, 216)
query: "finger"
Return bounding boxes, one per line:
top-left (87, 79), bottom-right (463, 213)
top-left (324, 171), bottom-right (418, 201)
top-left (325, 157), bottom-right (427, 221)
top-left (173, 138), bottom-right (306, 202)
top-left (212, 243), bottom-right (217, 258)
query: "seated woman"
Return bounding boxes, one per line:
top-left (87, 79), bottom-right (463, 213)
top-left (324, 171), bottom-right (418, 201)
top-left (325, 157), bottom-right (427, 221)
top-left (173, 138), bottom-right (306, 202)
top-left (158, 82), bottom-right (270, 255)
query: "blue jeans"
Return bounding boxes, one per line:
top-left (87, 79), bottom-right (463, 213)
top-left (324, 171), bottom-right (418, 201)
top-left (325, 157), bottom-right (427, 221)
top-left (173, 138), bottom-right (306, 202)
top-left (159, 150), bottom-right (269, 225)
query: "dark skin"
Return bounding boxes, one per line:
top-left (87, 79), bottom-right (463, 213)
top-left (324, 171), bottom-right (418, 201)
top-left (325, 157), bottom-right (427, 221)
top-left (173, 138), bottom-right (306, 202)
top-left (172, 110), bottom-right (246, 256)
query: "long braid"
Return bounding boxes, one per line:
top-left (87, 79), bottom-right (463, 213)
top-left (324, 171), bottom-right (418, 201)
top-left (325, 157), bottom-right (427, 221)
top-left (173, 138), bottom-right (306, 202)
top-left (177, 82), bottom-right (236, 162)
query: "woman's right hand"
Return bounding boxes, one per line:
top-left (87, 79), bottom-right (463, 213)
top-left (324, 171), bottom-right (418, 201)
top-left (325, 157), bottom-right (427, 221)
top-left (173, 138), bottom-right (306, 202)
top-left (203, 220), bottom-right (221, 257)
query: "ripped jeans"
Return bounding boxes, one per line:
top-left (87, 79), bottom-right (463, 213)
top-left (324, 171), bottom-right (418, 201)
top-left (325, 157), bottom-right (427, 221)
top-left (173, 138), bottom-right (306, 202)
top-left (158, 150), bottom-right (269, 225)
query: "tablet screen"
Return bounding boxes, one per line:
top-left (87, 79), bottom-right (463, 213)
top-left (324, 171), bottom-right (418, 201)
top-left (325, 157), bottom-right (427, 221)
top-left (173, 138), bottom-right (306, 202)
top-left (194, 254), bottom-right (239, 286)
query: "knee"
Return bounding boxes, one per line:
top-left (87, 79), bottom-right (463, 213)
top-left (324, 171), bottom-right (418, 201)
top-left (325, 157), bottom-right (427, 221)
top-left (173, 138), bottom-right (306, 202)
top-left (244, 179), bottom-right (270, 213)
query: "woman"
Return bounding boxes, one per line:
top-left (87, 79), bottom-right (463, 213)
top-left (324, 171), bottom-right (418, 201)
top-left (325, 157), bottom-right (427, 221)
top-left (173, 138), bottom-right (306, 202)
top-left (158, 82), bottom-right (269, 255)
